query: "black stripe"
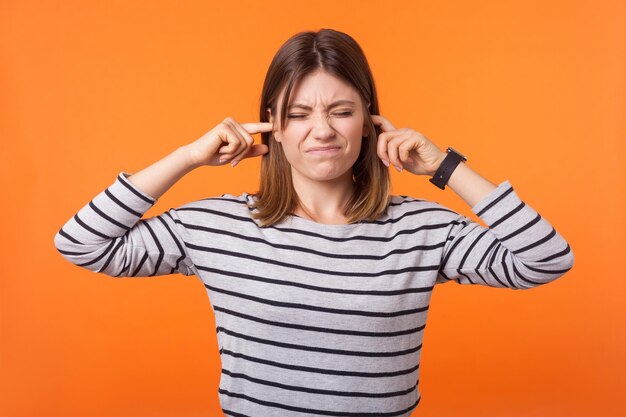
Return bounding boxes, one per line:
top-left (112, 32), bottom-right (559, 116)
top-left (98, 239), bottom-right (125, 273)
top-left (475, 186), bottom-right (514, 217)
top-left (76, 239), bottom-right (116, 267)
top-left (513, 228), bottom-right (557, 254)
top-left (160, 212), bottom-right (188, 272)
top-left (131, 252), bottom-right (149, 276)
top-left (205, 284), bottom-right (429, 318)
top-left (476, 238), bottom-right (498, 270)
top-left (89, 201), bottom-right (130, 231)
top-left (179, 219), bottom-right (449, 258)
top-left (440, 230), bottom-right (470, 273)
top-left (500, 213), bottom-right (541, 242)
top-left (440, 227), bottom-right (489, 282)
top-left (141, 221), bottom-right (164, 276)
top-left (538, 243), bottom-right (572, 262)
top-left (218, 388), bottom-right (420, 417)
top-left (221, 368), bottom-right (417, 398)
top-left (222, 409), bottom-right (251, 417)
top-left (467, 267), bottom-right (489, 285)
top-left (220, 348), bottom-right (419, 378)
top-left (458, 229), bottom-right (489, 267)
top-left (176, 205), bottom-right (459, 241)
top-left (217, 326), bottom-right (422, 357)
top-left (157, 212), bottom-right (187, 274)
top-left (198, 265), bottom-right (433, 296)
top-left (475, 268), bottom-right (487, 284)
top-left (57, 248), bottom-right (91, 256)
top-left (105, 189), bottom-right (142, 218)
top-left (519, 262), bottom-right (572, 275)
top-left (242, 194), bottom-right (429, 213)
top-left (116, 258), bottom-right (131, 277)
top-left (487, 246), bottom-right (509, 287)
top-left (274, 211), bottom-right (460, 240)
top-left (383, 196), bottom-right (427, 204)
top-left (210, 194), bottom-right (431, 212)
top-left (157, 211), bottom-right (195, 274)
top-left (74, 213), bottom-right (111, 239)
top-left (490, 201), bottom-right (526, 229)
top-left (117, 174), bottom-right (156, 204)
top-left (213, 304), bottom-right (425, 337)
top-left (512, 262), bottom-right (545, 286)
top-left (438, 269), bottom-right (450, 281)
top-left (487, 241), bottom-right (500, 268)
top-left (457, 271), bottom-right (476, 285)
top-left (58, 228), bottom-right (82, 244)
top-left (500, 249), bottom-right (519, 289)
top-left (193, 246), bottom-right (440, 278)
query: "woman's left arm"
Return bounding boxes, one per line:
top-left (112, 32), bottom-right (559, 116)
top-left (371, 114), bottom-right (498, 206)
top-left (444, 159), bottom-right (497, 208)
top-left (372, 115), bottom-right (575, 289)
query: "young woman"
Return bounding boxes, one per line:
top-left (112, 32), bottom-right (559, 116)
top-left (54, 28), bottom-right (574, 416)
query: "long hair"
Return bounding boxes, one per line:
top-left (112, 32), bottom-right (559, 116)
top-left (248, 28), bottom-right (391, 227)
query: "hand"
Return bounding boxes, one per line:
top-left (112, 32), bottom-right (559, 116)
top-left (371, 115), bottom-right (447, 176)
top-left (186, 117), bottom-right (272, 168)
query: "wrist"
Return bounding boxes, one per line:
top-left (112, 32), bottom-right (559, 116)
top-left (428, 151), bottom-right (448, 176)
top-left (428, 147), bottom-right (467, 190)
top-left (178, 144), bottom-right (202, 171)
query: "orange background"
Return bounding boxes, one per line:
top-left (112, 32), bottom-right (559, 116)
top-left (1, 1), bottom-right (624, 416)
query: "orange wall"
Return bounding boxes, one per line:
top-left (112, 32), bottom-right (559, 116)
top-left (1, 1), bottom-right (624, 416)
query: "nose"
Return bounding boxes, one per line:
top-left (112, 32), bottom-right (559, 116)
top-left (310, 113), bottom-right (335, 140)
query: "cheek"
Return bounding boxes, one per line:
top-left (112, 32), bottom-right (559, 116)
top-left (278, 137), bottom-right (301, 162)
top-left (337, 117), bottom-right (364, 137)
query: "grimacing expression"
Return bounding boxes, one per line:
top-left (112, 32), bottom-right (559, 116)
top-left (267, 69), bottom-right (370, 184)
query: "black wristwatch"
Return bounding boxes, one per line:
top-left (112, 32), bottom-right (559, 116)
top-left (429, 147), bottom-right (467, 190)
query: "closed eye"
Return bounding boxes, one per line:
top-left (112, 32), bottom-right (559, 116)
top-left (287, 111), bottom-right (353, 119)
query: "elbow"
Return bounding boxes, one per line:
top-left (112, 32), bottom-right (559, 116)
top-left (515, 244), bottom-right (575, 289)
top-left (54, 228), bottom-right (75, 261)
top-left (53, 228), bottom-right (114, 275)
top-left (53, 229), bottom-right (87, 268)
top-left (561, 246), bottom-right (575, 272)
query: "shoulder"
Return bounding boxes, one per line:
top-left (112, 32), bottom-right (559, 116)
top-left (171, 192), bottom-right (256, 223)
top-left (386, 194), bottom-right (460, 224)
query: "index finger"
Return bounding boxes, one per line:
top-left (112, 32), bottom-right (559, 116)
top-left (241, 122), bottom-right (274, 135)
top-left (370, 115), bottom-right (396, 132)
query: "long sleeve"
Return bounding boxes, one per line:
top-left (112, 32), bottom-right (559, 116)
top-left (54, 172), bottom-right (196, 277)
top-left (436, 180), bottom-right (574, 289)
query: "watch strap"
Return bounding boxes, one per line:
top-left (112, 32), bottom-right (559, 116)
top-left (429, 147), bottom-right (467, 190)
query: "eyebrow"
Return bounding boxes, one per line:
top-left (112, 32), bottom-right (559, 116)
top-left (287, 100), bottom-right (356, 110)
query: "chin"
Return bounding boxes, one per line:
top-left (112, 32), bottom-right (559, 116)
top-left (310, 169), bottom-right (351, 182)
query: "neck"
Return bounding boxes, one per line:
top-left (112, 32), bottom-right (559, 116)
top-left (291, 169), bottom-right (356, 224)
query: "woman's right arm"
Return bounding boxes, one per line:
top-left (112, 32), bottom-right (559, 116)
top-left (53, 118), bottom-right (272, 277)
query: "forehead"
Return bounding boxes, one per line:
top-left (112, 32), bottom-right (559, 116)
top-left (282, 70), bottom-right (360, 107)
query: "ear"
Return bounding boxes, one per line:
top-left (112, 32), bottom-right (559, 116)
top-left (266, 107), bottom-right (281, 142)
top-left (362, 104), bottom-right (370, 135)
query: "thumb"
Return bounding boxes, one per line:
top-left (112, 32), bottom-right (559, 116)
top-left (241, 144), bottom-right (269, 160)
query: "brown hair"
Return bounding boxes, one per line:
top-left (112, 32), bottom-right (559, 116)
top-left (248, 28), bottom-right (391, 227)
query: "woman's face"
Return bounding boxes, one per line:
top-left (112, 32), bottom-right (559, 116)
top-left (267, 69), bottom-right (369, 185)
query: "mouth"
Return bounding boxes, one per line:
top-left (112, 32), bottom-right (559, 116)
top-left (307, 146), bottom-right (341, 154)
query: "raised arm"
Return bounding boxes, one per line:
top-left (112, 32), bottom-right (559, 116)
top-left (370, 114), bottom-right (575, 289)
top-left (53, 146), bottom-right (198, 277)
top-left (53, 118), bottom-right (272, 277)
top-left (436, 154), bottom-right (574, 289)
top-left (439, 183), bottom-right (574, 289)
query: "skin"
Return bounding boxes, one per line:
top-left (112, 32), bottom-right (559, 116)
top-left (266, 69), bottom-right (371, 224)
top-left (125, 70), bottom-right (498, 222)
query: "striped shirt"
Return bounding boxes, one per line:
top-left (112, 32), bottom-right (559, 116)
top-left (54, 172), bottom-right (574, 416)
